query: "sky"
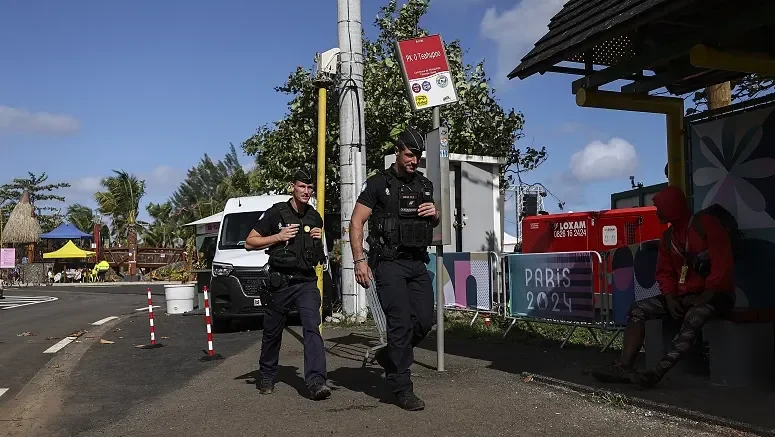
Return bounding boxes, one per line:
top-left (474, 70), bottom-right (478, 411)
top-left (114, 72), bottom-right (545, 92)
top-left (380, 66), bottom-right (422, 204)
top-left (0, 0), bottom-right (681, 237)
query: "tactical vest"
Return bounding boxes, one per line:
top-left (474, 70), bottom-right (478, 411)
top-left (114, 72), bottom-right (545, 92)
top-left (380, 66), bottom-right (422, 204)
top-left (266, 202), bottom-right (325, 274)
top-left (368, 169), bottom-right (434, 258)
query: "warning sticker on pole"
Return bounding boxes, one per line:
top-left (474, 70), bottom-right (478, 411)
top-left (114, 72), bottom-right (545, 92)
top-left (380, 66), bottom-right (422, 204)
top-left (395, 34), bottom-right (458, 111)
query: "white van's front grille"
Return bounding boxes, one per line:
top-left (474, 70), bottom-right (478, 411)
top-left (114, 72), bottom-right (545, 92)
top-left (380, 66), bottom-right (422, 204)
top-left (232, 271), bottom-right (268, 296)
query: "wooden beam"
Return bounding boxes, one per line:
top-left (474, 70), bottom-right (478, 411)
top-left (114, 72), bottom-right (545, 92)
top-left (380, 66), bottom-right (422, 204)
top-left (621, 66), bottom-right (706, 94)
top-left (545, 66), bottom-right (590, 75)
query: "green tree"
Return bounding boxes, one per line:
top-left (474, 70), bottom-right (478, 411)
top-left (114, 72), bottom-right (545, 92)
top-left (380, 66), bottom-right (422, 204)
top-left (242, 0), bottom-right (543, 213)
top-left (142, 201), bottom-right (178, 247)
top-left (0, 172), bottom-right (70, 233)
top-left (66, 203), bottom-right (96, 233)
top-left (688, 75), bottom-right (774, 115)
top-left (168, 144), bottom-right (252, 239)
top-left (94, 170), bottom-right (146, 246)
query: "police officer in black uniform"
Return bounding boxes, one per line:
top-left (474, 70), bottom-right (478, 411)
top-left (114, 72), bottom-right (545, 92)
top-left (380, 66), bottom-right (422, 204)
top-left (245, 169), bottom-right (331, 401)
top-left (349, 127), bottom-right (440, 411)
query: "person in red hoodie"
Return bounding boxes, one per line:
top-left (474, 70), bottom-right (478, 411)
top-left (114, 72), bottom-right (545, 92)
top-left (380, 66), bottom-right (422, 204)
top-left (592, 186), bottom-right (735, 389)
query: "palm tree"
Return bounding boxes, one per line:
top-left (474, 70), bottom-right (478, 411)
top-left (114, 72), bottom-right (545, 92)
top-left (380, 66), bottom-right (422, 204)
top-left (66, 203), bottom-right (96, 233)
top-left (142, 201), bottom-right (178, 248)
top-left (94, 170), bottom-right (146, 276)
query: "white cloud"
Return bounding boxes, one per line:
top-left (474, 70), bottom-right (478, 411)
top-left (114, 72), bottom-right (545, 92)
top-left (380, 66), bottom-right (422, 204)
top-left (480, 0), bottom-right (565, 83)
top-left (569, 138), bottom-right (638, 182)
top-left (0, 105), bottom-right (80, 135)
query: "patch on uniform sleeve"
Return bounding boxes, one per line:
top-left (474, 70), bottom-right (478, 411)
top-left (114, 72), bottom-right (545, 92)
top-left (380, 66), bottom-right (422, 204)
top-left (258, 212), bottom-right (265, 220)
top-left (360, 180), bottom-right (368, 193)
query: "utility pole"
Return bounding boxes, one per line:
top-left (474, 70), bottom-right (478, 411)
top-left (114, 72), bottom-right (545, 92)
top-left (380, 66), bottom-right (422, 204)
top-left (337, 0), bottom-right (368, 320)
top-left (707, 82), bottom-right (732, 110)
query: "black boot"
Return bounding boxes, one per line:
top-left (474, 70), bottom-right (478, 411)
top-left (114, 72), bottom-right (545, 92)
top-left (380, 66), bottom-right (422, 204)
top-left (309, 381), bottom-right (332, 401)
top-left (396, 390), bottom-right (425, 411)
top-left (259, 378), bottom-right (275, 395)
top-left (374, 347), bottom-right (390, 370)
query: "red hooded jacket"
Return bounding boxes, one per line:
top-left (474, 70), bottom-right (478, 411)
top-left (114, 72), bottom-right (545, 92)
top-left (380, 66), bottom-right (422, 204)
top-left (652, 186), bottom-right (735, 296)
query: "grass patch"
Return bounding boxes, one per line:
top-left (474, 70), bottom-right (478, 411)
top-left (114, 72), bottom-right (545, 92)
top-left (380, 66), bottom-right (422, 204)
top-left (589, 389), bottom-right (629, 408)
top-left (440, 311), bottom-right (624, 351)
top-left (321, 309), bottom-right (624, 351)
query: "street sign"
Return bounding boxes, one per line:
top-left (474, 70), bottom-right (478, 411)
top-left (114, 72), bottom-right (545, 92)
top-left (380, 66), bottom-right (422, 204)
top-left (0, 248), bottom-right (15, 269)
top-left (395, 34), bottom-right (458, 111)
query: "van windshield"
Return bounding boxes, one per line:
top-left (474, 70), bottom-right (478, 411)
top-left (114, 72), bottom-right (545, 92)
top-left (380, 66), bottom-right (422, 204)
top-left (218, 211), bottom-right (264, 250)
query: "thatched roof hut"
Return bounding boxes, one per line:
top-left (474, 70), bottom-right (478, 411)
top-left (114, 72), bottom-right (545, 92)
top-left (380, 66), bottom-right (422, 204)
top-left (1, 191), bottom-right (41, 245)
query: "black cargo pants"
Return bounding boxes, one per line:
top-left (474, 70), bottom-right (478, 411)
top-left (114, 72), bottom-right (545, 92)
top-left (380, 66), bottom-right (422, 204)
top-left (259, 280), bottom-right (327, 388)
top-left (373, 257), bottom-right (435, 394)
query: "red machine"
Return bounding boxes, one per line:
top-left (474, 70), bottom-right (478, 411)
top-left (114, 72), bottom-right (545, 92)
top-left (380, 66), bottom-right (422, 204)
top-left (521, 206), bottom-right (668, 311)
top-left (521, 206), bottom-right (667, 254)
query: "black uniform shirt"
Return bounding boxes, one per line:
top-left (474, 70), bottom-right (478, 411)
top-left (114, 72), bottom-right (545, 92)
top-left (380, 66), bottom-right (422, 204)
top-left (357, 165), bottom-right (435, 257)
top-left (253, 200), bottom-right (322, 238)
top-left (357, 165), bottom-right (434, 214)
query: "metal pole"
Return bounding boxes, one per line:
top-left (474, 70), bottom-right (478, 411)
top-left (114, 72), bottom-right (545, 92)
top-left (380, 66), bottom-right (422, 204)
top-left (337, 0), bottom-right (367, 320)
top-left (316, 85), bottom-right (327, 331)
top-left (433, 106), bottom-right (445, 372)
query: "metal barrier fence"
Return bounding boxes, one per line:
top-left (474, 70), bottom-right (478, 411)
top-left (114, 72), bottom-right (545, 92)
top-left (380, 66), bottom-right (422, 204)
top-left (426, 251), bottom-right (499, 325)
top-left (501, 251), bottom-right (616, 349)
top-left (361, 245), bottom-right (661, 355)
top-left (362, 278), bottom-right (387, 366)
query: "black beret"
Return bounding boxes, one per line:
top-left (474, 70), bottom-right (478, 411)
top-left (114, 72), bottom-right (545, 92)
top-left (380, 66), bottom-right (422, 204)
top-left (293, 168), bottom-right (313, 184)
top-left (396, 128), bottom-right (425, 153)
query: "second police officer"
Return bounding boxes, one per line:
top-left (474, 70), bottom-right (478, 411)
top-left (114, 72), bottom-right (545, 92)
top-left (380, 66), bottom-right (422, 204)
top-left (244, 169), bottom-right (332, 401)
top-left (349, 127), bottom-right (440, 411)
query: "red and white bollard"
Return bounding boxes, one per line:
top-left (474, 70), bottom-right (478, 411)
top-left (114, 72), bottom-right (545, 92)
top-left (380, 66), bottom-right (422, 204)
top-left (140, 287), bottom-right (164, 349)
top-left (200, 286), bottom-right (223, 361)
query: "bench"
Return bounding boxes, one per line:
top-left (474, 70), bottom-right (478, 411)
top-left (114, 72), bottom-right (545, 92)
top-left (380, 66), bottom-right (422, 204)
top-left (702, 309), bottom-right (775, 388)
top-left (645, 308), bottom-right (775, 387)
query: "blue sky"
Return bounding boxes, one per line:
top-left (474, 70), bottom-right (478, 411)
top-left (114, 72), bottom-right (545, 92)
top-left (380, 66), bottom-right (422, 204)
top-left (0, 0), bottom-right (678, 237)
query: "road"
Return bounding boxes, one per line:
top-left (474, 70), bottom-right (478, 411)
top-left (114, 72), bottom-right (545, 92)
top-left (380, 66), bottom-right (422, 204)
top-left (0, 286), bottom-right (155, 409)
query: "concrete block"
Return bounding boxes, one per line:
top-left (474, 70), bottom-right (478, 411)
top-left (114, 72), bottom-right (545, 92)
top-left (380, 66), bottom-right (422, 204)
top-left (702, 320), bottom-right (774, 388)
top-left (645, 318), bottom-right (706, 374)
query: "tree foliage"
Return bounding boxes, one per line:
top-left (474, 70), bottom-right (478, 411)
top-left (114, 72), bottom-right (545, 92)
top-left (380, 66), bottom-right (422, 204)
top-left (167, 144), bottom-right (252, 240)
top-left (0, 172), bottom-right (70, 233)
top-left (142, 201), bottom-right (178, 247)
top-left (242, 0), bottom-right (542, 213)
top-left (688, 75), bottom-right (775, 115)
top-left (94, 170), bottom-right (146, 245)
top-left (66, 203), bottom-right (96, 234)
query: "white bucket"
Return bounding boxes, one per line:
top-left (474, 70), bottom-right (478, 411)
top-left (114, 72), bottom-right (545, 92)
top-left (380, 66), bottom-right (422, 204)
top-left (164, 284), bottom-right (196, 315)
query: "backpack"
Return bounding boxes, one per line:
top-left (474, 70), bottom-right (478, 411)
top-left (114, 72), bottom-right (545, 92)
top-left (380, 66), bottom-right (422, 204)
top-left (693, 203), bottom-right (744, 256)
top-left (662, 203), bottom-right (743, 256)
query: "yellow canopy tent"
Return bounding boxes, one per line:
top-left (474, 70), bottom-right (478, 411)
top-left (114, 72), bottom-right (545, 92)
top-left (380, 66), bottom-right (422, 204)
top-left (43, 240), bottom-right (96, 259)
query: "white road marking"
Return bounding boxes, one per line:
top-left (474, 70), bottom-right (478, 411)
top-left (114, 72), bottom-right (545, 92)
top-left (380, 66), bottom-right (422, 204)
top-left (43, 337), bottom-right (76, 354)
top-left (91, 316), bottom-right (119, 326)
top-left (0, 295), bottom-right (58, 310)
top-left (0, 388), bottom-right (8, 399)
top-left (135, 305), bottom-right (160, 312)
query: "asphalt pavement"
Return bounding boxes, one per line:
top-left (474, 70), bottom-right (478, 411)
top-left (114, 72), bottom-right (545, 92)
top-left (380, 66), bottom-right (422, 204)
top-left (0, 286), bottom-right (156, 411)
top-left (13, 311), bottom-right (749, 437)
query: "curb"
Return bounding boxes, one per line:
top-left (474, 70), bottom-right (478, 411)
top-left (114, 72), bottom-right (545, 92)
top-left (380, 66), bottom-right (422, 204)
top-left (521, 372), bottom-right (774, 436)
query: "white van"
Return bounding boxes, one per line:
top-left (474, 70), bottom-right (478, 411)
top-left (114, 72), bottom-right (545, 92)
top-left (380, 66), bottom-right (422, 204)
top-left (210, 195), bottom-right (333, 324)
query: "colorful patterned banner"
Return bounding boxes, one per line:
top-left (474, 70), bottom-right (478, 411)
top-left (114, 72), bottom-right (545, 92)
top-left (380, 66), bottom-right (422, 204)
top-left (426, 252), bottom-right (494, 311)
top-left (606, 240), bottom-right (661, 325)
top-left (505, 252), bottom-right (596, 323)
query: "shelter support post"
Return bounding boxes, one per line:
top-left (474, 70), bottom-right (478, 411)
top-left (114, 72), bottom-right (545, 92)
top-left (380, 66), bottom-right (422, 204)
top-left (575, 89), bottom-right (685, 193)
top-left (316, 85), bottom-right (328, 331)
top-left (690, 44), bottom-right (775, 76)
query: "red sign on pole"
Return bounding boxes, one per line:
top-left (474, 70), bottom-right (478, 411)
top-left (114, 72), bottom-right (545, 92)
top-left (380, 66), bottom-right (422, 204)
top-left (396, 34), bottom-right (458, 111)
